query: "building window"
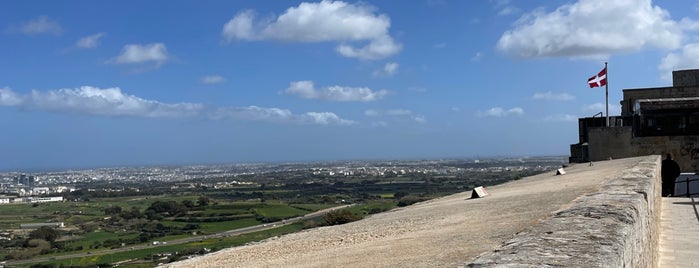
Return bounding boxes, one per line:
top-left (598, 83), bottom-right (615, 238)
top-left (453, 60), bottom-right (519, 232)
top-left (636, 110), bottom-right (699, 136)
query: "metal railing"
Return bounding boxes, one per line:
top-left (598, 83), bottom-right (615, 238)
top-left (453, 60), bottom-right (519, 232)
top-left (674, 174), bottom-right (699, 197)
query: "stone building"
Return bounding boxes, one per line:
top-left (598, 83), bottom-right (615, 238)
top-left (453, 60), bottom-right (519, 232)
top-left (570, 69), bottom-right (699, 171)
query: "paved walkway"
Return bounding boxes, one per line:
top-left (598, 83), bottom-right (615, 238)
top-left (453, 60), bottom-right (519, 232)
top-left (659, 196), bottom-right (699, 267)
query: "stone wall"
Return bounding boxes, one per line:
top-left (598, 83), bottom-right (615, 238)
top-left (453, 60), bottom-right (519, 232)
top-left (587, 126), bottom-right (634, 161)
top-left (587, 127), bottom-right (699, 171)
top-left (466, 155), bottom-right (661, 267)
top-left (672, 69), bottom-right (699, 87)
top-left (620, 86), bottom-right (699, 115)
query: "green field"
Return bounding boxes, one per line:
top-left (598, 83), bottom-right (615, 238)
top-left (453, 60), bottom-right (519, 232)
top-left (42, 223), bottom-right (306, 268)
top-left (0, 193), bottom-right (343, 267)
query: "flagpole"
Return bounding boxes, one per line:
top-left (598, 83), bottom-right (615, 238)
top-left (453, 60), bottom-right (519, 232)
top-left (605, 62), bottom-right (609, 127)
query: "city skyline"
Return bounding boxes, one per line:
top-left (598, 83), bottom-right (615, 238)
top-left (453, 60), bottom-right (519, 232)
top-left (2, 0), bottom-right (699, 170)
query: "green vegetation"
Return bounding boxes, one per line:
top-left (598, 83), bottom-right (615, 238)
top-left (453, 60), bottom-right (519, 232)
top-left (323, 209), bottom-right (362, 225)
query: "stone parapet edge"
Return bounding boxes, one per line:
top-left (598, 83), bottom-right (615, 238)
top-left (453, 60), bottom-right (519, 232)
top-left (465, 155), bottom-right (661, 267)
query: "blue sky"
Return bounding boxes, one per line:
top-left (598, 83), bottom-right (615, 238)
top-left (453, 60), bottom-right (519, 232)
top-left (2, 0), bottom-right (699, 170)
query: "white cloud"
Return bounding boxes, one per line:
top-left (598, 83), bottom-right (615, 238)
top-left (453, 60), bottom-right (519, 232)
top-left (201, 75), bottom-right (226, 84)
top-left (582, 102), bottom-right (621, 115)
top-left (498, 6), bottom-right (520, 16)
top-left (372, 62), bottom-right (399, 77)
top-left (497, 0), bottom-right (684, 58)
top-left (211, 106), bottom-right (355, 125)
top-left (0, 86), bottom-right (203, 118)
top-left (659, 43), bottom-right (699, 81)
top-left (544, 114), bottom-right (578, 122)
top-left (0, 87), bottom-right (23, 106)
top-left (336, 36), bottom-right (401, 60)
top-left (532, 91), bottom-right (575, 101)
top-left (363, 108), bottom-right (425, 123)
top-left (1, 86), bottom-right (354, 126)
top-left (76, 33), bottom-right (106, 48)
top-left (222, 1), bottom-right (401, 60)
top-left (109, 43), bottom-right (169, 66)
top-left (493, 0), bottom-right (520, 16)
top-left (433, 42), bottom-right (447, 49)
top-left (304, 112), bottom-right (355, 125)
top-left (680, 18), bottom-right (699, 31)
top-left (17, 16), bottom-right (62, 35)
top-left (285, 80), bottom-right (387, 102)
top-left (477, 107), bottom-right (524, 117)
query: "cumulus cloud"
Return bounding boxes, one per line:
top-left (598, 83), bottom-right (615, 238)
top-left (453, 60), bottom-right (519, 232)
top-left (305, 112), bottom-right (356, 125)
top-left (659, 43), bottom-right (699, 81)
top-left (222, 1), bottom-right (401, 60)
top-left (285, 80), bottom-right (387, 102)
top-left (477, 107), bottom-right (524, 117)
top-left (109, 43), bottom-right (169, 66)
top-left (16, 16), bottom-right (62, 35)
top-left (211, 106), bottom-right (355, 125)
top-left (0, 87), bottom-right (23, 106)
top-left (372, 62), bottom-right (399, 77)
top-left (497, 0), bottom-right (684, 58)
top-left (544, 114), bottom-right (578, 122)
top-left (532, 91), bottom-right (575, 101)
top-left (76, 33), bottom-right (106, 48)
top-left (0, 86), bottom-right (202, 118)
top-left (201, 75), bottom-right (226, 84)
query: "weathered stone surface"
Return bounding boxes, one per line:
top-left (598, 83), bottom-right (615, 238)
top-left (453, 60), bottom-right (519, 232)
top-left (465, 155), bottom-right (661, 267)
top-left (163, 156), bottom-right (660, 268)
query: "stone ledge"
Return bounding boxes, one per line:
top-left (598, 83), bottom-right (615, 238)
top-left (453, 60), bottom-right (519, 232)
top-left (465, 155), bottom-right (661, 267)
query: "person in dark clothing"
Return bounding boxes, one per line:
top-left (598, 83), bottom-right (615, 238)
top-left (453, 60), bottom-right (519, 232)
top-left (661, 153), bottom-right (681, 197)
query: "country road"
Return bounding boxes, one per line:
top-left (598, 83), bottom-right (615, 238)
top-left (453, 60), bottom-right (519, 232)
top-left (6, 204), bottom-right (354, 266)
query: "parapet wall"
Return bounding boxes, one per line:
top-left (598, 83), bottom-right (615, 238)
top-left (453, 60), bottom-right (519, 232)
top-left (466, 155), bottom-right (661, 267)
top-left (587, 126), bottom-right (699, 171)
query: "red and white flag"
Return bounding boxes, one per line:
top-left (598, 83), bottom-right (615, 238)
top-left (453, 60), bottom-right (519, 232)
top-left (588, 67), bottom-right (607, 88)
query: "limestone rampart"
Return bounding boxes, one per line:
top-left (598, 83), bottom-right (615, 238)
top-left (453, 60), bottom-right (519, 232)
top-left (466, 155), bottom-right (661, 267)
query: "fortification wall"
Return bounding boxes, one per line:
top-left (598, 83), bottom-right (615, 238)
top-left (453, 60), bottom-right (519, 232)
top-left (587, 127), bottom-right (699, 171)
top-left (587, 126), bottom-right (634, 161)
top-left (466, 155), bottom-right (661, 267)
top-left (621, 86), bottom-right (699, 115)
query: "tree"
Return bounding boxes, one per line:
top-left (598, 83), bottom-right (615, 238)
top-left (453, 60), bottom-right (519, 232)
top-left (197, 196), bottom-right (210, 207)
top-left (324, 209), bottom-right (362, 226)
top-left (393, 191), bottom-right (409, 199)
top-left (104, 206), bottom-right (122, 215)
top-left (148, 201), bottom-right (188, 217)
top-left (28, 227), bottom-right (58, 243)
top-left (181, 200), bottom-right (195, 208)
